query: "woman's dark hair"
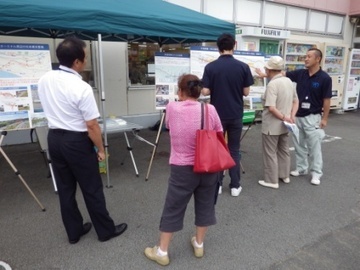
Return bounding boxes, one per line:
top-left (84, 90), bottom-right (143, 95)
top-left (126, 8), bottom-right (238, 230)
top-left (178, 74), bottom-right (203, 99)
top-left (56, 36), bottom-right (86, 68)
top-left (217, 33), bottom-right (235, 53)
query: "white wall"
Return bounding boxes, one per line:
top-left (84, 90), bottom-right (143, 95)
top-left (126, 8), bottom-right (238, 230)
top-left (289, 17), bottom-right (353, 46)
top-left (100, 42), bottom-right (128, 117)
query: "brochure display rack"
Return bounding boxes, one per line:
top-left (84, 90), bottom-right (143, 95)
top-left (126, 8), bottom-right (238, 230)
top-left (323, 44), bottom-right (347, 109)
top-left (284, 41), bottom-right (319, 71)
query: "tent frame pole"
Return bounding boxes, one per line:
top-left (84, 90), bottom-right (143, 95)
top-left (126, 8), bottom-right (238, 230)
top-left (96, 34), bottom-right (111, 188)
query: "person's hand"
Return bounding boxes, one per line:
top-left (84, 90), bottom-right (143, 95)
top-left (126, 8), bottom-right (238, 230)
top-left (320, 119), bottom-right (327, 129)
top-left (291, 115), bottom-right (296, 124)
top-left (283, 115), bottom-right (294, 124)
top-left (255, 68), bottom-right (266, 78)
top-left (97, 150), bottom-right (106, 161)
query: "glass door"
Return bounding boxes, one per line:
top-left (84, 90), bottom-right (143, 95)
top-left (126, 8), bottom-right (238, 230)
top-left (259, 40), bottom-right (279, 55)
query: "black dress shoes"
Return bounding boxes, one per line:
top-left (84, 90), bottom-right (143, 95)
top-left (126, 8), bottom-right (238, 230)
top-left (98, 223), bottom-right (128, 242)
top-left (69, 222), bottom-right (92, 244)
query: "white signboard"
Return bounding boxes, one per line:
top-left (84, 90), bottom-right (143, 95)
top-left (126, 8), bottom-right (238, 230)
top-left (0, 43), bottom-right (51, 130)
top-left (190, 47), bottom-right (266, 94)
top-left (190, 46), bottom-right (219, 79)
top-left (154, 52), bottom-right (190, 110)
top-left (233, 50), bottom-right (266, 94)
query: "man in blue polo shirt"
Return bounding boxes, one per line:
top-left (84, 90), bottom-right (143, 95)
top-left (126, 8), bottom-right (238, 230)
top-left (202, 33), bottom-right (254, 197)
top-left (286, 48), bottom-right (332, 186)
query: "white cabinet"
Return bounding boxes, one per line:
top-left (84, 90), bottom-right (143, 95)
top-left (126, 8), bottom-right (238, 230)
top-left (343, 49), bottom-right (360, 111)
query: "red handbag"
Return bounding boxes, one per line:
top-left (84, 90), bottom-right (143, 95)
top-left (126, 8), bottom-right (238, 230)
top-left (193, 103), bottom-right (235, 173)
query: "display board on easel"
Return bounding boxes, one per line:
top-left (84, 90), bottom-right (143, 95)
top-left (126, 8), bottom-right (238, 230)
top-left (154, 52), bottom-right (190, 110)
top-left (233, 50), bottom-right (266, 95)
top-left (146, 52), bottom-right (190, 180)
top-left (146, 48), bottom-right (266, 180)
top-left (0, 43), bottom-right (51, 211)
top-left (0, 43), bottom-right (51, 131)
top-left (190, 46), bottom-right (266, 110)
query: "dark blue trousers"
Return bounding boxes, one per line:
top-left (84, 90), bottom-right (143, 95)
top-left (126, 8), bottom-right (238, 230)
top-left (220, 118), bottom-right (243, 189)
top-left (48, 129), bottom-right (115, 241)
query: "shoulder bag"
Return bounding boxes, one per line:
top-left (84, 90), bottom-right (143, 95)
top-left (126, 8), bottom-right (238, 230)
top-left (193, 103), bottom-right (235, 173)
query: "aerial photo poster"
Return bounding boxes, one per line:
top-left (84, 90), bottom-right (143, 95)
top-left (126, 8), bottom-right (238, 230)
top-left (190, 47), bottom-right (265, 110)
top-left (0, 43), bottom-right (51, 131)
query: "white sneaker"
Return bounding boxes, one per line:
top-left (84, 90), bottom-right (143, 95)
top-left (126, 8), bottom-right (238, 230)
top-left (258, 180), bottom-right (279, 189)
top-left (191, 237), bottom-right (204, 258)
top-left (281, 177), bottom-right (290, 184)
top-left (290, 170), bottom-right (308, 177)
top-left (311, 177), bottom-right (321, 185)
top-left (218, 186), bottom-right (222, 195)
top-left (231, 186), bottom-right (242, 197)
top-left (144, 246), bottom-right (170, 266)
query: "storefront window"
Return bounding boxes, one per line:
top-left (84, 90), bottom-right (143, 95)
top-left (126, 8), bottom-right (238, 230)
top-left (356, 25), bottom-right (360, 37)
top-left (128, 42), bottom-right (159, 85)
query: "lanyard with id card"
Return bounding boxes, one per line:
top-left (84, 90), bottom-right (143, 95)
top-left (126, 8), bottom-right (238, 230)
top-left (301, 96), bottom-right (310, 109)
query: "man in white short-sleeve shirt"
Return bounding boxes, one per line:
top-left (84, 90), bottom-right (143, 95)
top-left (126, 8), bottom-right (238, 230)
top-left (38, 36), bottom-right (127, 244)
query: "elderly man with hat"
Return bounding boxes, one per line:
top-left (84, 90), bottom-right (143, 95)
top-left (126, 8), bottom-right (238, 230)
top-left (258, 56), bottom-right (299, 189)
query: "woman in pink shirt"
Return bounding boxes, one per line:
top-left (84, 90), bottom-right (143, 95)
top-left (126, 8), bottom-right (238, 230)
top-left (145, 74), bottom-right (223, 266)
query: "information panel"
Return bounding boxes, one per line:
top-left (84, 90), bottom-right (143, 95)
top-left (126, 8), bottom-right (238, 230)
top-left (154, 52), bottom-right (190, 110)
top-left (190, 47), bottom-right (266, 110)
top-left (0, 43), bottom-right (51, 130)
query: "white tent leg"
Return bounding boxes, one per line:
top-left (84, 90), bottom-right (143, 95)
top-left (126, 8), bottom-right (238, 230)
top-left (96, 34), bottom-right (111, 188)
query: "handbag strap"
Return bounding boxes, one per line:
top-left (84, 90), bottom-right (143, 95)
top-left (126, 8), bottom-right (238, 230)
top-left (200, 102), bottom-right (209, 130)
top-left (200, 102), bottom-right (204, 130)
top-left (204, 103), bottom-right (209, 130)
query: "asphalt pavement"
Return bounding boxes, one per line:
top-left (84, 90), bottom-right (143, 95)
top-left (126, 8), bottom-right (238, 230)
top-left (0, 109), bottom-right (359, 270)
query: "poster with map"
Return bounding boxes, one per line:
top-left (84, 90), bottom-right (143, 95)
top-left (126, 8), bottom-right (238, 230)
top-left (154, 52), bottom-right (190, 110)
top-left (190, 47), bottom-right (266, 95)
top-left (190, 46), bottom-right (219, 79)
top-left (0, 43), bottom-right (51, 131)
top-left (233, 50), bottom-right (266, 94)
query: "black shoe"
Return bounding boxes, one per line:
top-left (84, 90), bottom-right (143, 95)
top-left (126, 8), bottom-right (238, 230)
top-left (69, 222), bottom-right (92, 244)
top-left (98, 223), bottom-right (128, 242)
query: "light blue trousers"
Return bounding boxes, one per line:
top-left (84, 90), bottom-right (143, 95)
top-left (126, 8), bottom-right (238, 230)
top-left (292, 114), bottom-right (325, 179)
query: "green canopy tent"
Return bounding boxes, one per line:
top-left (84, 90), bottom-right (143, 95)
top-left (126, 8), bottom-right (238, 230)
top-left (0, 0), bottom-right (235, 186)
top-left (0, 0), bottom-right (235, 44)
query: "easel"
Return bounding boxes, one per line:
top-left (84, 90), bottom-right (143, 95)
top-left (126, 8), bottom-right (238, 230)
top-left (0, 131), bottom-right (46, 211)
top-left (145, 110), bottom-right (166, 181)
top-left (238, 110), bottom-right (262, 174)
top-left (240, 110), bottom-right (262, 141)
top-left (120, 127), bottom-right (155, 177)
top-left (34, 126), bottom-right (58, 193)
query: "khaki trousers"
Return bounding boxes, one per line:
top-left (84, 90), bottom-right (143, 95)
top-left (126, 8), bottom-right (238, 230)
top-left (262, 133), bottom-right (290, 184)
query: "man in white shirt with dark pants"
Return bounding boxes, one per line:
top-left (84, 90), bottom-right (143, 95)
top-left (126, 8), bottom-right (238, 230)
top-left (38, 36), bottom-right (127, 244)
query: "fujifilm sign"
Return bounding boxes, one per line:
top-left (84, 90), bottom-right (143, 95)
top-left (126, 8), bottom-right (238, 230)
top-left (261, 29), bottom-right (281, 36)
top-left (236, 26), bottom-right (290, 39)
